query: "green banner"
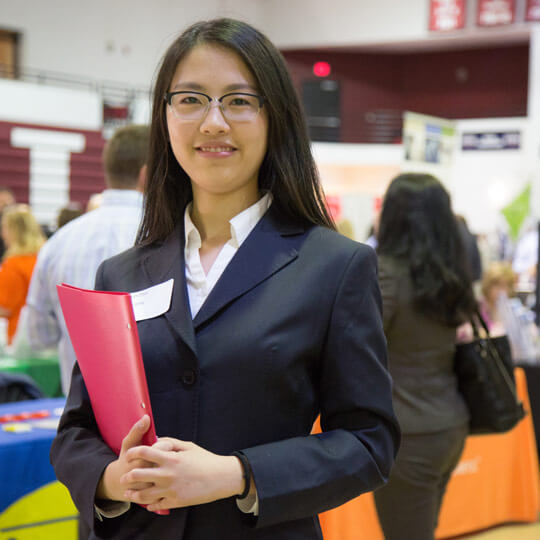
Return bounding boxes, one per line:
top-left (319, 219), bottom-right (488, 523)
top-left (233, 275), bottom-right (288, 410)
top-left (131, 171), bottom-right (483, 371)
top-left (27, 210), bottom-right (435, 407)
top-left (501, 184), bottom-right (531, 240)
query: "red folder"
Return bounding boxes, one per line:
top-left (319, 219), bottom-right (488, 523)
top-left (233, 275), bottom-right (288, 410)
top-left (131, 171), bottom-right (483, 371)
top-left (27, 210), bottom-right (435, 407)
top-left (57, 283), bottom-right (169, 515)
top-left (57, 283), bottom-right (157, 452)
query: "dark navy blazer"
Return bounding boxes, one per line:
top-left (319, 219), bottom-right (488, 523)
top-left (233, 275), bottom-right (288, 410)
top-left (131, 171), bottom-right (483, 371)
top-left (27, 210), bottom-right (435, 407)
top-left (51, 205), bottom-right (400, 540)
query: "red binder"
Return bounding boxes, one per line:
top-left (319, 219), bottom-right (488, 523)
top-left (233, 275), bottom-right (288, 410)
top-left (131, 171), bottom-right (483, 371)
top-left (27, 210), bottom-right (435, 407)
top-left (58, 283), bottom-right (170, 515)
top-left (58, 284), bottom-right (170, 515)
top-left (57, 283), bottom-right (159, 454)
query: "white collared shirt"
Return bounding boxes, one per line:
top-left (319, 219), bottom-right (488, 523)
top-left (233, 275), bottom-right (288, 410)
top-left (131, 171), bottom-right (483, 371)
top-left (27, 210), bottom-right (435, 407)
top-left (184, 193), bottom-right (272, 318)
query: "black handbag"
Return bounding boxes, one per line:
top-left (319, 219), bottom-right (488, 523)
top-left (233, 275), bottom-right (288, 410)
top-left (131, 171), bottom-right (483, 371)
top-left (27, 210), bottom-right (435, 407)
top-left (454, 310), bottom-right (526, 435)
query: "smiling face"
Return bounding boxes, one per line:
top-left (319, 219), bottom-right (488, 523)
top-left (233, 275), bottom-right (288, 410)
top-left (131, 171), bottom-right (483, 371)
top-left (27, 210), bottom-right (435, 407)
top-left (166, 44), bottom-right (268, 206)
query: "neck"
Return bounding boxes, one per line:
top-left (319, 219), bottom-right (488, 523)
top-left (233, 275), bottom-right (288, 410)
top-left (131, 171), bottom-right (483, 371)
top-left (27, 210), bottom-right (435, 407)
top-left (190, 188), bottom-right (260, 245)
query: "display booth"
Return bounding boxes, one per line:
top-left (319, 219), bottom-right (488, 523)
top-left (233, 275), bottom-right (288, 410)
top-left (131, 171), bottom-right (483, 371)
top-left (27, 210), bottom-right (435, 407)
top-left (316, 368), bottom-right (540, 539)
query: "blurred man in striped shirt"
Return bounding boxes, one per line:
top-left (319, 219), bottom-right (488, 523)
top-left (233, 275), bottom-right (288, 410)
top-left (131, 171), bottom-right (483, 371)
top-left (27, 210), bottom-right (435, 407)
top-left (22, 124), bottom-right (149, 395)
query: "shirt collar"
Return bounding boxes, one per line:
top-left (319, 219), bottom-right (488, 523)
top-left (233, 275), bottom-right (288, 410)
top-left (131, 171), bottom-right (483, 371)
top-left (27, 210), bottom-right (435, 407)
top-left (101, 189), bottom-right (144, 207)
top-left (184, 192), bottom-right (272, 251)
top-left (184, 205), bottom-right (201, 250)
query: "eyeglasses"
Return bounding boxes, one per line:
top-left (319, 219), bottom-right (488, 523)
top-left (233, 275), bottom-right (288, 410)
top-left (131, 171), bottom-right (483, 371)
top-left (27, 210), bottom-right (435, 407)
top-left (164, 91), bottom-right (266, 123)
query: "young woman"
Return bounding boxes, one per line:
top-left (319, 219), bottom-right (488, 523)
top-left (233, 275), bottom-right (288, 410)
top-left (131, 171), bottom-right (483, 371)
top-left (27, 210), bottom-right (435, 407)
top-left (0, 204), bottom-right (44, 344)
top-left (374, 173), bottom-right (476, 540)
top-left (51, 19), bottom-right (399, 540)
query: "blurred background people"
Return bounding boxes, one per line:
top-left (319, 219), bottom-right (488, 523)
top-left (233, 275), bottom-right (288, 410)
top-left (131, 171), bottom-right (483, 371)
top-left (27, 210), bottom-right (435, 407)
top-left (0, 204), bottom-right (45, 345)
top-left (479, 261), bottom-right (517, 331)
top-left (0, 187), bottom-right (16, 259)
top-left (479, 261), bottom-right (539, 362)
top-left (374, 173), bottom-right (477, 540)
top-left (56, 202), bottom-right (84, 230)
top-left (336, 217), bottom-right (355, 239)
top-left (23, 124), bottom-right (149, 395)
top-left (512, 224), bottom-right (538, 287)
top-left (365, 196), bottom-right (382, 249)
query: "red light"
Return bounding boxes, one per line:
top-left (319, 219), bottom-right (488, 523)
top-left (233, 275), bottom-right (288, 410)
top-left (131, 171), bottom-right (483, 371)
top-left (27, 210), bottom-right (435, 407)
top-left (313, 61), bottom-right (331, 77)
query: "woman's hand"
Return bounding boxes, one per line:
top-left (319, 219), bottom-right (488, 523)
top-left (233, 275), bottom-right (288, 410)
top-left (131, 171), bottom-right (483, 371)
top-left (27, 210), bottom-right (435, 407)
top-left (96, 415), bottom-right (169, 502)
top-left (120, 438), bottom-right (245, 512)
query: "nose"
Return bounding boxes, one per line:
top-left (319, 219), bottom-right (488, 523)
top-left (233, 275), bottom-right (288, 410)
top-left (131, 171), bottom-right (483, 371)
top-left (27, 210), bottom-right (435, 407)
top-left (200, 101), bottom-right (230, 134)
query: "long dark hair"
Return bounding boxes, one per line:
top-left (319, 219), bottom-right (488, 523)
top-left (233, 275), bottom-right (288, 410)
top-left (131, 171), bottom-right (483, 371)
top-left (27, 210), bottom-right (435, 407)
top-left (136, 18), bottom-right (334, 245)
top-left (377, 173), bottom-right (476, 326)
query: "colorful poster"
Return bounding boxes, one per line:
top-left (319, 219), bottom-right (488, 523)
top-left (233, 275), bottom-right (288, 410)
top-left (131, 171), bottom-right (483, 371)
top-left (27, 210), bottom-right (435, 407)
top-left (477, 0), bottom-right (515, 26)
top-left (403, 112), bottom-right (456, 167)
top-left (526, 0), bottom-right (540, 21)
top-left (429, 0), bottom-right (466, 31)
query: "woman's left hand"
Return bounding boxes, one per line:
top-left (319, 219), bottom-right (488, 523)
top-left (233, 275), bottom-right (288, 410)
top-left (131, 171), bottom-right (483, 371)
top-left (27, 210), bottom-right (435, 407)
top-left (120, 438), bottom-right (245, 512)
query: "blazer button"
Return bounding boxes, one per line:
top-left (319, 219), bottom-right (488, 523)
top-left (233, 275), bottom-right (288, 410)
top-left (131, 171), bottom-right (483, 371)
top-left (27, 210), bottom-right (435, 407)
top-left (182, 369), bottom-right (197, 386)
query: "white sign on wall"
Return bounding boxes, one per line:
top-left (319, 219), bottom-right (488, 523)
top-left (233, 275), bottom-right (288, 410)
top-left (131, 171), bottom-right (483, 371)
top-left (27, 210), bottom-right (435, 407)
top-left (11, 128), bottom-right (86, 224)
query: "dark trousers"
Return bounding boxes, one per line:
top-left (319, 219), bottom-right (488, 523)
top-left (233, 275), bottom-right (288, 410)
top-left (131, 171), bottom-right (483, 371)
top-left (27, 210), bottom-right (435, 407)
top-left (374, 424), bottom-right (468, 540)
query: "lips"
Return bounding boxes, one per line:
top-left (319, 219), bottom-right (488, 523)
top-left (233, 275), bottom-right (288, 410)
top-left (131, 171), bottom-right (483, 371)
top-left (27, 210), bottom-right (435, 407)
top-left (198, 146), bottom-right (236, 153)
top-left (196, 142), bottom-right (237, 152)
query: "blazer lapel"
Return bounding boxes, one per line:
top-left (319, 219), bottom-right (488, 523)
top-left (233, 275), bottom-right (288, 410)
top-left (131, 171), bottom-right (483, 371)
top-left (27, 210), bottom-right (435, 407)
top-left (193, 205), bottom-right (305, 330)
top-left (142, 222), bottom-right (197, 356)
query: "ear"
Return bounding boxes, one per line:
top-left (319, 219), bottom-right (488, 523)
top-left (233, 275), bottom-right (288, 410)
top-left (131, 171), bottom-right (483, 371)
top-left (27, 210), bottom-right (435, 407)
top-left (137, 164), bottom-right (148, 192)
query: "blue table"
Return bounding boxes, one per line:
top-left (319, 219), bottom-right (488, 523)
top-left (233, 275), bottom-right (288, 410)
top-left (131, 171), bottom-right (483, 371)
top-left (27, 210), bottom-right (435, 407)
top-left (0, 398), bottom-right (78, 539)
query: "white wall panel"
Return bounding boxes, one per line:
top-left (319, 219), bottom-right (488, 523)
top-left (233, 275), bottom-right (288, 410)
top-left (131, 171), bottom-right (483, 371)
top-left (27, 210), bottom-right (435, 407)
top-left (451, 117), bottom-right (530, 234)
top-left (0, 0), bottom-right (262, 88)
top-left (0, 79), bottom-right (101, 129)
top-left (528, 26), bottom-right (540, 220)
top-left (11, 127), bottom-right (86, 224)
top-left (0, 0), bottom-right (533, 86)
top-left (259, 0), bottom-right (429, 48)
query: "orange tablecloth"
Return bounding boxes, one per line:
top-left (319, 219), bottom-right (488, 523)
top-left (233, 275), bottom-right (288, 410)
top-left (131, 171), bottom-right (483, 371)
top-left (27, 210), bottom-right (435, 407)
top-left (317, 368), bottom-right (540, 539)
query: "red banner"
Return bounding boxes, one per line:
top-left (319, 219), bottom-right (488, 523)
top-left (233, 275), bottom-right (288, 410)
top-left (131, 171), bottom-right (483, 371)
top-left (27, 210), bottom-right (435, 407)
top-left (429, 0), bottom-right (466, 31)
top-left (477, 0), bottom-right (515, 26)
top-left (526, 0), bottom-right (540, 21)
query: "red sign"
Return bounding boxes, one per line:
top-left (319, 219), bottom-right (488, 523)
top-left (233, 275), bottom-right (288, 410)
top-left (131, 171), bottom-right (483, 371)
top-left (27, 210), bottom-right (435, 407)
top-left (429, 0), bottom-right (466, 31)
top-left (526, 0), bottom-right (540, 21)
top-left (477, 0), bottom-right (515, 26)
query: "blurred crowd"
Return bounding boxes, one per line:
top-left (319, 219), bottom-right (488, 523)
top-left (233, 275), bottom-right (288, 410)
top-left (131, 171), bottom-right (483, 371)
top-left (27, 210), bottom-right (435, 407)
top-left (0, 192), bottom-right (93, 346)
top-left (0, 124), bottom-right (537, 539)
top-left (1, 151), bottom-right (538, 369)
top-left (351, 186), bottom-right (540, 364)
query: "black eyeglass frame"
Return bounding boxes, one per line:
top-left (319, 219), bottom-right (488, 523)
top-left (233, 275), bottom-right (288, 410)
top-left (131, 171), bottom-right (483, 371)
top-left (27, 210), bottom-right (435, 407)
top-left (164, 90), bottom-right (266, 110)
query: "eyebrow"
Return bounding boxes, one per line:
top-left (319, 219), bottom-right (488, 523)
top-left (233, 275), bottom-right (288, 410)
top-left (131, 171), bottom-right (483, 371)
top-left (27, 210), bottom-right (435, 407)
top-left (171, 82), bottom-right (258, 93)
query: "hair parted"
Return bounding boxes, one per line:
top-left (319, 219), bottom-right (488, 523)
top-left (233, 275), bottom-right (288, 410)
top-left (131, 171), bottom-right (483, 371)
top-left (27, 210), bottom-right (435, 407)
top-left (136, 18), bottom-right (334, 245)
top-left (377, 173), bottom-right (476, 326)
top-left (103, 124), bottom-right (150, 189)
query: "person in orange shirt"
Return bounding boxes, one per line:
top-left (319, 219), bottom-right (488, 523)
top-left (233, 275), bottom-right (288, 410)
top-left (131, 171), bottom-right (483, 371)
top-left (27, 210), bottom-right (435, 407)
top-left (0, 204), bottom-right (45, 344)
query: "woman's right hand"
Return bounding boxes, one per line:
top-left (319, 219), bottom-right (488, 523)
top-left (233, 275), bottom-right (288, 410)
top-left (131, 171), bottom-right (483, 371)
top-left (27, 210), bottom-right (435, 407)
top-left (96, 415), bottom-right (156, 502)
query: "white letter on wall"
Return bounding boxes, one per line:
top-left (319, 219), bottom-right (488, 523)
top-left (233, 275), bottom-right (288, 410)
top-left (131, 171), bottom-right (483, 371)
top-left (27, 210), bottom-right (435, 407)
top-left (11, 127), bottom-right (86, 225)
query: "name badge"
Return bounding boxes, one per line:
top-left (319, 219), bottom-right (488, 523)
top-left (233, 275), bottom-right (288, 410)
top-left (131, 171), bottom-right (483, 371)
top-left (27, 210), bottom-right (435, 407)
top-left (130, 279), bottom-right (174, 321)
